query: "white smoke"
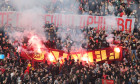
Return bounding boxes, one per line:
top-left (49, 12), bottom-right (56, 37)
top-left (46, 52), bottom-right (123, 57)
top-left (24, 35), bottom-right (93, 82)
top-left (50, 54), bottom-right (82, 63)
top-left (105, 16), bottom-right (118, 46)
top-left (11, 0), bottom-right (51, 11)
top-left (7, 0), bottom-right (51, 49)
top-left (55, 0), bottom-right (87, 52)
top-left (106, 34), bottom-right (114, 47)
top-left (105, 16), bottom-right (118, 33)
top-left (7, 0), bottom-right (122, 52)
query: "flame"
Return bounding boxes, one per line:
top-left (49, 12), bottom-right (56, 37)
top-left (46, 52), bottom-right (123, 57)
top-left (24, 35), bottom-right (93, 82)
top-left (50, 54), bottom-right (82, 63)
top-left (37, 48), bottom-right (41, 53)
top-left (82, 53), bottom-right (89, 63)
top-left (48, 53), bottom-right (54, 62)
top-left (114, 47), bottom-right (120, 53)
top-left (28, 35), bottom-right (43, 53)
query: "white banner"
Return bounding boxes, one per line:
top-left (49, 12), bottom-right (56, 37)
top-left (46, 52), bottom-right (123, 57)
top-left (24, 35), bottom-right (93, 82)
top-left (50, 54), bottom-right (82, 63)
top-left (0, 12), bottom-right (135, 32)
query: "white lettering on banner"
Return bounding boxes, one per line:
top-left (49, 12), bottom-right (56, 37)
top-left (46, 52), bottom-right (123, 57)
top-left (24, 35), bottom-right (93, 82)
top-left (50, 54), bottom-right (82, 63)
top-left (0, 12), bottom-right (135, 32)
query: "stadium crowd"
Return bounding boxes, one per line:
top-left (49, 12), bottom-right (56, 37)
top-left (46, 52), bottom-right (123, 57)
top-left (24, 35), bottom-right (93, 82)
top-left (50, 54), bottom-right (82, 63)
top-left (0, 0), bottom-right (140, 84)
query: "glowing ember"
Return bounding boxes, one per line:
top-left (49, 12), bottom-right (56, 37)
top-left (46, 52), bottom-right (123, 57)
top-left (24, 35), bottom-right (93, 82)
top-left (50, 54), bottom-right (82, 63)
top-left (48, 53), bottom-right (54, 62)
top-left (82, 54), bottom-right (89, 63)
top-left (28, 35), bottom-right (44, 53)
top-left (37, 48), bottom-right (41, 53)
top-left (114, 47), bottom-right (120, 53)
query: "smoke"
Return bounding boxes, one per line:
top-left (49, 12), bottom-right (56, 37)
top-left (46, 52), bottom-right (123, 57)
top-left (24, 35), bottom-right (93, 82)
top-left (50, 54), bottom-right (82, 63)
top-left (56, 0), bottom-right (80, 14)
top-left (7, 0), bottom-right (51, 51)
top-left (104, 16), bottom-right (118, 46)
top-left (57, 26), bottom-right (86, 52)
top-left (6, 0), bottom-right (128, 53)
top-left (106, 34), bottom-right (114, 47)
top-left (55, 0), bottom-right (87, 52)
top-left (18, 8), bottom-right (46, 40)
top-left (11, 0), bottom-right (51, 11)
top-left (105, 16), bottom-right (117, 33)
top-left (5, 0), bottom-right (86, 53)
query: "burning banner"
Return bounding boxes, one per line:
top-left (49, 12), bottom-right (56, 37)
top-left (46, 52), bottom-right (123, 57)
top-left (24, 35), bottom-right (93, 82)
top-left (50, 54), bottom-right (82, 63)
top-left (21, 46), bottom-right (122, 63)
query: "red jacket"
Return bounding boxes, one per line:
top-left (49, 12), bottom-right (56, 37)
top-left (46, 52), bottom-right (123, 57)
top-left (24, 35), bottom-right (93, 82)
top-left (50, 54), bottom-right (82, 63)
top-left (120, 12), bottom-right (124, 17)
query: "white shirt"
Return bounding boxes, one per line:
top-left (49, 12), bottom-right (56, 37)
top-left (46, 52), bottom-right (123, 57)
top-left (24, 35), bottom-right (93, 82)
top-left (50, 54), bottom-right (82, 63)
top-left (103, 63), bottom-right (109, 69)
top-left (108, 5), bottom-right (114, 12)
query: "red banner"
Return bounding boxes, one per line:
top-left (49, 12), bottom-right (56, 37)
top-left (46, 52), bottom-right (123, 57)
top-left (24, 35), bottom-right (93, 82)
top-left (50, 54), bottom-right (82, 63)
top-left (102, 79), bottom-right (114, 84)
top-left (20, 47), bottom-right (122, 63)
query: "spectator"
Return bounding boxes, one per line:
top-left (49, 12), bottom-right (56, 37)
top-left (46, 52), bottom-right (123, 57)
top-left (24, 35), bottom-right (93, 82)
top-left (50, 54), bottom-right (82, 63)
top-left (130, 38), bottom-right (138, 61)
top-left (103, 61), bottom-right (109, 70)
top-left (108, 2), bottom-right (115, 14)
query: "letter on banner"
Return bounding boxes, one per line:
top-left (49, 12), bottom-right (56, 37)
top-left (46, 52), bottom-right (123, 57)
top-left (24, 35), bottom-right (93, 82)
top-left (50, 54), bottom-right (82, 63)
top-left (109, 53), bottom-right (114, 60)
top-left (125, 19), bottom-right (132, 32)
top-left (117, 18), bottom-right (124, 31)
top-left (56, 14), bottom-right (60, 27)
top-left (65, 15), bottom-right (69, 26)
top-left (101, 50), bottom-right (107, 60)
top-left (16, 13), bottom-right (20, 27)
top-left (71, 54), bottom-right (78, 61)
top-left (6, 12), bottom-right (13, 25)
top-left (100, 16), bottom-right (103, 29)
top-left (115, 51), bottom-right (120, 59)
top-left (87, 16), bottom-right (93, 25)
top-left (0, 12), bottom-right (6, 25)
top-left (95, 51), bottom-right (101, 62)
top-left (88, 52), bottom-right (93, 62)
top-left (52, 51), bottom-right (59, 60)
top-left (71, 15), bottom-right (74, 26)
top-left (94, 16), bottom-right (100, 31)
top-left (80, 16), bottom-right (86, 28)
top-left (77, 54), bottom-right (81, 62)
top-left (54, 15), bottom-right (57, 26)
top-left (62, 53), bottom-right (68, 63)
top-left (102, 17), bottom-right (106, 30)
top-left (59, 14), bottom-right (62, 26)
top-left (51, 15), bottom-right (54, 23)
top-left (44, 14), bottom-right (51, 23)
top-left (82, 53), bottom-right (88, 62)
top-left (34, 51), bottom-right (46, 60)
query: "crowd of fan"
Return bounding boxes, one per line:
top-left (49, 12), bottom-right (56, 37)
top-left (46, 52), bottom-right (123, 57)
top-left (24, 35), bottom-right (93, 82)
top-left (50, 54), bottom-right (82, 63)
top-left (0, 0), bottom-right (140, 84)
top-left (0, 22), bottom-right (140, 84)
top-left (0, 0), bottom-right (140, 18)
top-left (0, 56), bottom-right (140, 84)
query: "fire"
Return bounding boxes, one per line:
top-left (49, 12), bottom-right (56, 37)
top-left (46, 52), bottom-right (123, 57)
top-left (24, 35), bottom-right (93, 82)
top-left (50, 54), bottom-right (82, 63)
top-left (37, 48), bottom-right (41, 53)
top-left (48, 53), bottom-right (54, 62)
top-left (114, 47), bottom-right (120, 53)
top-left (82, 53), bottom-right (89, 63)
top-left (28, 35), bottom-right (44, 53)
